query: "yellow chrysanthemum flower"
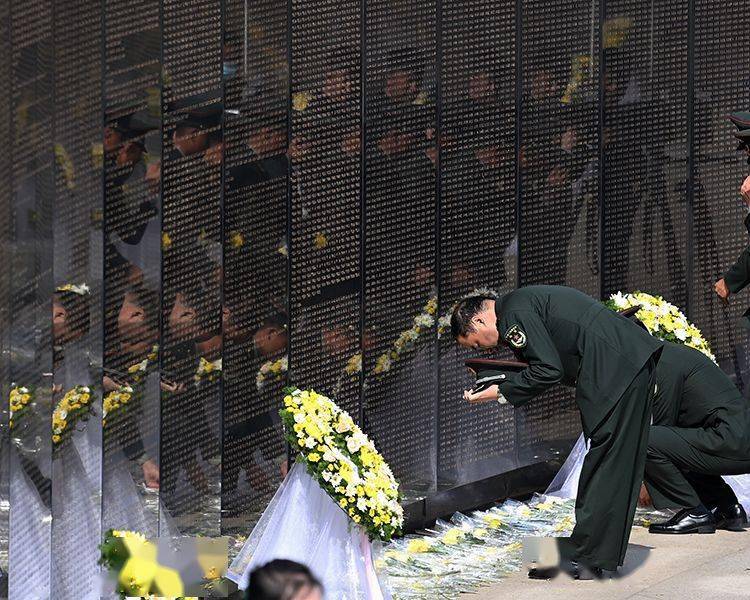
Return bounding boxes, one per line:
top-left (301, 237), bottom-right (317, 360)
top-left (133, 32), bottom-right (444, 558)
top-left (406, 538), bottom-right (432, 553)
top-left (292, 92), bottom-right (310, 111)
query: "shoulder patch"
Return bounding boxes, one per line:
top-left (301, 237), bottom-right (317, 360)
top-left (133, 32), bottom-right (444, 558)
top-left (504, 324), bottom-right (527, 349)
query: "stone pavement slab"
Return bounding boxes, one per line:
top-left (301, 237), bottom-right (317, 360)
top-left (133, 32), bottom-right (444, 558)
top-left (460, 528), bottom-right (750, 600)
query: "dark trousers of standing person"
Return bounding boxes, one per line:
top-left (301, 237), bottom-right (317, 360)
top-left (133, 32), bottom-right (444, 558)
top-left (644, 427), bottom-right (750, 511)
top-left (558, 353), bottom-right (659, 571)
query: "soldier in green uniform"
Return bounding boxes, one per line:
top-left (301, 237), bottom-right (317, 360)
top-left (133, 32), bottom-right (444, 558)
top-left (714, 110), bottom-right (750, 316)
top-left (642, 340), bottom-right (750, 533)
top-left (451, 285), bottom-right (662, 577)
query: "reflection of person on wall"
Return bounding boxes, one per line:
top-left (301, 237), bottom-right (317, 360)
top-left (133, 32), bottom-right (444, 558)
top-left (52, 289), bottom-right (90, 348)
top-left (105, 285), bottom-right (161, 489)
top-left (160, 285), bottom-right (222, 512)
top-left (224, 313), bottom-right (289, 515)
top-left (640, 94), bottom-right (686, 300)
top-left (373, 48), bottom-right (432, 164)
top-left (601, 48), bottom-right (645, 294)
top-left (521, 69), bottom-right (592, 285)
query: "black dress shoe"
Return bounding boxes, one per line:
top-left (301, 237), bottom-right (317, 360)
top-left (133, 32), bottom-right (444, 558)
top-left (528, 560), bottom-right (603, 581)
top-left (649, 505), bottom-right (716, 534)
top-left (528, 566), bottom-right (560, 580)
top-left (560, 559), bottom-right (604, 580)
top-left (709, 502), bottom-right (748, 532)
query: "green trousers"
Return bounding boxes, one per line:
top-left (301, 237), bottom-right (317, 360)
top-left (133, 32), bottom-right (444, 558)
top-left (558, 355), bottom-right (658, 571)
top-left (644, 426), bottom-right (750, 509)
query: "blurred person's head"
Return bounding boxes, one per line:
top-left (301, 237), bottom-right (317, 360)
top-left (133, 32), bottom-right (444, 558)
top-left (117, 286), bottom-right (158, 345)
top-left (167, 290), bottom-right (202, 341)
top-left (245, 559), bottom-right (322, 600)
top-left (53, 288), bottom-right (90, 344)
top-left (385, 69), bottom-right (419, 102)
top-left (253, 317), bottom-right (288, 357)
top-left (323, 46), bottom-right (357, 103)
top-left (384, 48), bottom-right (423, 103)
top-left (173, 122), bottom-right (210, 156)
top-left (104, 125), bottom-right (124, 155)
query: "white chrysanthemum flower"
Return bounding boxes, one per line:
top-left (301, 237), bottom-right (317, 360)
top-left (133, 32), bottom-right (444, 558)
top-left (674, 328), bottom-right (687, 341)
top-left (346, 431), bottom-right (368, 453)
top-left (335, 417), bottom-right (352, 434)
top-left (611, 292), bottom-right (628, 308)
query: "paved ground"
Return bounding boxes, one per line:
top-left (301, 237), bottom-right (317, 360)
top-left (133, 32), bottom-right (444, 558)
top-left (462, 528), bottom-right (750, 600)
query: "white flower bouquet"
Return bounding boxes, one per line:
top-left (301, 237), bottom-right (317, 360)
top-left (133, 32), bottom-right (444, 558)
top-left (280, 387), bottom-right (403, 542)
top-left (606, 291), bottom-right (715, 362)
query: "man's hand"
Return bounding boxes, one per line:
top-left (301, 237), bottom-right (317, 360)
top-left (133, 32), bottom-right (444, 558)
top-left (715, 278), bottom-right (730, 301)
top-left (561, 127), bottom-right (577, 153)
top-left (463, 384), bottom-right (499, 404)
top-left (546, 166), bottom-right (568, 187)
top-left (741, 175), bottom-right (750, 206)
top-left (160, 379), bottom-right (186, 394)
top-left (142, 459), bottom-right (160, 490)
top-left (204, 141), bottom-right (224, 166)
top-left (638, 483), bottom-right (652, 507)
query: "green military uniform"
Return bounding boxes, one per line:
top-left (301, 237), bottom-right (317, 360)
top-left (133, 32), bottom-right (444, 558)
top-left (725, 110), bottom-right (750, 327)
top-left (493, 285), bottom-right (662, 571)
top-left (646, 341), bottom-right (750, 510)
top-left (723, 213), bottom-right (750, 329)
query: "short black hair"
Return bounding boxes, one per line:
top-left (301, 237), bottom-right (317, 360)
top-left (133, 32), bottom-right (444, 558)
top-left (245, 559), bottom-right (322, 600)
top-left (450, 295), bottom-right (496, 339)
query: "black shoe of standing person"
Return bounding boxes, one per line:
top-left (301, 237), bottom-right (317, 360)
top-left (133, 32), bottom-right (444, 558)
top-left (560, 558), bottom-right (604, 580)
top-left (528, 558), bottom-right (603, 580)
top-left (648, 505), bottom-right (716, 534)
top-left (527, 565), bottom-right (560, 580)
top-left (709, 502), bottom-right (748, 531)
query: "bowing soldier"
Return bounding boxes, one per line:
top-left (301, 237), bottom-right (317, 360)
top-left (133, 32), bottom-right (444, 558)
top-left (451, 285), bottom-right (662, 578)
